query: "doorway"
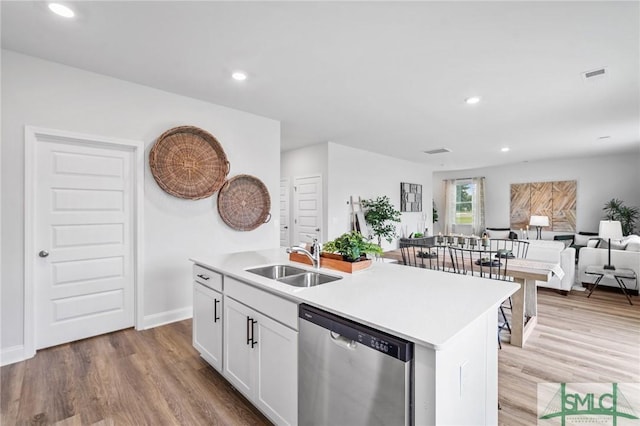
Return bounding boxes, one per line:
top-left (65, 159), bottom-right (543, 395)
top-left (24, 126), bottom-right (144, 356)
top-left (292, 175), bottom-right (323, 247)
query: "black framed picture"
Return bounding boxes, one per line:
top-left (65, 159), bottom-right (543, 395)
top-left (401, 182), bottom-right (422, 212)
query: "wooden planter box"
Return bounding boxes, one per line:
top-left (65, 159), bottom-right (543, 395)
top-left (289, 252), bottom-right (372, 273)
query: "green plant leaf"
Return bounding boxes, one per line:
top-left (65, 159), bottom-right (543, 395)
top-left (602, 198), bottom-right (639, 236)
top-left (322, 231), bottom-right (383, 261)
top-left (362, 196), bottom-right (401, 245)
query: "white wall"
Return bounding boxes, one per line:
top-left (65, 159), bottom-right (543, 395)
top-left (327, 142), bottom-right (433, 251)
top-left (280, 143), bottom-right (329, 244)
top-left (432, 152), bottom-right (640, 237)
top-left (1, 51), bottom-right (280, 356)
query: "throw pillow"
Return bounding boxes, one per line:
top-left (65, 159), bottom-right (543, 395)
top-left (486, 230), bottom-right (510, 239)
top-left (623, 235), bottom-right (640, 252)
top-left (558, 239), bottom-right (572, 249)
top-left (626, 242), bottom-right (640, 252)
top-left (586, 239), bottom-right (600, 248)
top-left (574, 234), bottom-right (591, 246)
top-left (599, 239), bottom-right (626, 250)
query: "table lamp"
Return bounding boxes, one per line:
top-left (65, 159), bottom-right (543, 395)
top-left (599, 220), bottom-right (623, 270)
top-left (529, 215), bottom-right (549, 240)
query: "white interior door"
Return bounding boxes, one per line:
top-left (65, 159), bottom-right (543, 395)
top-left (33, 136), bottom-right (135, 349)
top-left (293, 175), bottom-right (322, 246)
top-left (279, 178), bottom-right (290, 247)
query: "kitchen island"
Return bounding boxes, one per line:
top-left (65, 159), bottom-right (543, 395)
top-left (191, 248), bottom-right (519, 425)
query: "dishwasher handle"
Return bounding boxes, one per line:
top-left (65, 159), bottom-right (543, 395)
top-left (330, 331), bottom-right (357, 350)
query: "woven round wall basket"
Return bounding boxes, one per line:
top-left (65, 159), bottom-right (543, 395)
top-left (149, 126), bottom-right (230, 200)
top-left (218, 175), bottom-right (271, 231)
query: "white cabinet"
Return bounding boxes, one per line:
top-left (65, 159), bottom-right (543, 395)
top-left (192, 265), bottom-right (298, 426)
top-left (224, 295), bottom-right (298, 426)
top-left (254, 311), bottom-right (298, 425)
top-left (223, 296), bottom-right (254, 394)
top-left (193, 282), bottom-right (223, 371)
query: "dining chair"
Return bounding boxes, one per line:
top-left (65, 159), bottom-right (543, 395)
top-left (489, 238), bottom-right (530, 259)
top-left (399, 238), bottom-right (448, 271)
top-left (448, 246), bottom-right (511, 347)
top-left (487, 239), bottom-right (527, 325)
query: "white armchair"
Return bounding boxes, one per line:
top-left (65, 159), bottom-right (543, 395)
top-left (526, 240), bottom-right (576, 294)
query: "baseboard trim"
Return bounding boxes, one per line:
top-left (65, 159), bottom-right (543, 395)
top-left (142, 307), bottom-right (193, 330)
top-left (1, 345), bottom-right (27, 366)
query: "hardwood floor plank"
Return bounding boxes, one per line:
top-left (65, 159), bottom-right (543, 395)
top-left (0, 361), bottom-right (24, 424)
top-left (498, 288), bottom-right (640, 423)
top-left (2, 285), bottom-right (638, 425)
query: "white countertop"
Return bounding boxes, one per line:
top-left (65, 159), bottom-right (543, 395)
top-left (190, 248), bottom-right (520, 350)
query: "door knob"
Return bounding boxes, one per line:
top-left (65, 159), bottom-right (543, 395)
top-left (284, 226), bottom-right (288, 229)
top-left (39, 250), bottom-right (49, 258)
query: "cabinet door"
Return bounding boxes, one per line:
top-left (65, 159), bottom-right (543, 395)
top-left (193, 282), bottom-right (223, 371)
top-left (223, 296), bottom-right (255, 397)
top-left (254, 311), bottom-right (298, 426)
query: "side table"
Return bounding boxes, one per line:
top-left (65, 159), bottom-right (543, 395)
top-left (585, 266), bottom-right (636, 305)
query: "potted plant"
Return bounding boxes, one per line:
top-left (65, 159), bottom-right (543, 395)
top-left (322, 231), bottom-right (383, 262)
top-left (603, 198), bottom-right (639, 236)
top-left (362, 196), bottom-right (402, 246)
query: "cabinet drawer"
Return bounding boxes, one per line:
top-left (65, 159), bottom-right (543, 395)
top-left (226, 277), bottom-right (298, 330)
top-left (193, 264), bottom-right (223, 292)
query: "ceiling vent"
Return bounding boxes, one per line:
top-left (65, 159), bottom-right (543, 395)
top-left (423, 148), bottom-right (452, 155)
top-left (582, 67), bottom-right (607, 81)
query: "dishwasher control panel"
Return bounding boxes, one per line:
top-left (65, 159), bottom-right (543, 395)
top-left (300, 304), bottom-right (413, 361)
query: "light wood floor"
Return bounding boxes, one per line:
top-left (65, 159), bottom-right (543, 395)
top-left (2, 289), bottom-right (638, 425)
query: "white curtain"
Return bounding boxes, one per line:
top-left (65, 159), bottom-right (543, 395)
top-left (471, 177), bottom-right (486, 235)
top-left (443, 179), bottom-right (457, 234)
top-left (442, 177), bottom-right (485, 235)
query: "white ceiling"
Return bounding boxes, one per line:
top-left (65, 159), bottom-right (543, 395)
top-left (2, 1), bottom-right (639, 171)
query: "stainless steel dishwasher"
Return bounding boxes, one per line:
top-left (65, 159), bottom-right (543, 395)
top-left (298, 304), bottom-right (414, 426)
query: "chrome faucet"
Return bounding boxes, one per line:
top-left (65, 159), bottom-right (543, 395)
top-left (286, 239), bottom-right (322, 269)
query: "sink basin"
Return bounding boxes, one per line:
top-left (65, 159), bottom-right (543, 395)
top-left (277, 271), bottom-right (342, 287)
top-left (246, 264), bottom-right (342, 288)
top-left (246, 265), bottom-right (308, 280)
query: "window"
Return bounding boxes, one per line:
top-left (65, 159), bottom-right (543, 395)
top-left (443, 177), bottom-right (485, 235)
top-left (455, 181), bottom-right (475, 225)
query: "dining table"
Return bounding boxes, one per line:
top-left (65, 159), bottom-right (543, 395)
top-left (385, 247), bottom-right (564, 348)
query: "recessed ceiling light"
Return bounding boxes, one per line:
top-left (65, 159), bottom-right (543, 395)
top-left (232, 71), bottom-right (247, 81)
top-left (48, 3), bottom-right (75, 18)
top-left (501, 147), bottom-right (510, 152)
top-left (465, 96), bottom-right (481, 105)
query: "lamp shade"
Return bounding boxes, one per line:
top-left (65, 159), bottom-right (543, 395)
top-left (598, 220), bottom-right (623, 240)
top-left (529, 215), bottom-right (549, 227)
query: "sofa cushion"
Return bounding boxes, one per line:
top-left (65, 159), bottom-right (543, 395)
top-left (627, 243), bottom-right (640, 252)
top-left (527, 240), bottom-right (565, 263)
top-left (599, 239), bottom-right (626, 250)
top-left (623, 235), bottom-right (640, 252)
top-left (486, 229), bottom-right (511, 239)
top-left (574, 234), bottom-right (592, 246)
top-left (586, 239), bottom-right (600, 248)
top-left (559, 239), bottom-right (573, 249)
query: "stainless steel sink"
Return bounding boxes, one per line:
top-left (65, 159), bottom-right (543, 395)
top-left (277, 271), bottom-right (342, 287)
top-left (246, 265), bottom-right (308, 280)
top-left (246, 264), bottom-right (342, 288)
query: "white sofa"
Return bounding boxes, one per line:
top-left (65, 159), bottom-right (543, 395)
top-left (526, 240), bottom-right (576, 293)
top-left (578, 236), bottom-right (640, 293)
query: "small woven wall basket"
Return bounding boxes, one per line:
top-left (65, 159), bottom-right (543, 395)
top-left (218, 175), bottom-right (272, 231)
top-left (149, 126), bottom-right (230, 200)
